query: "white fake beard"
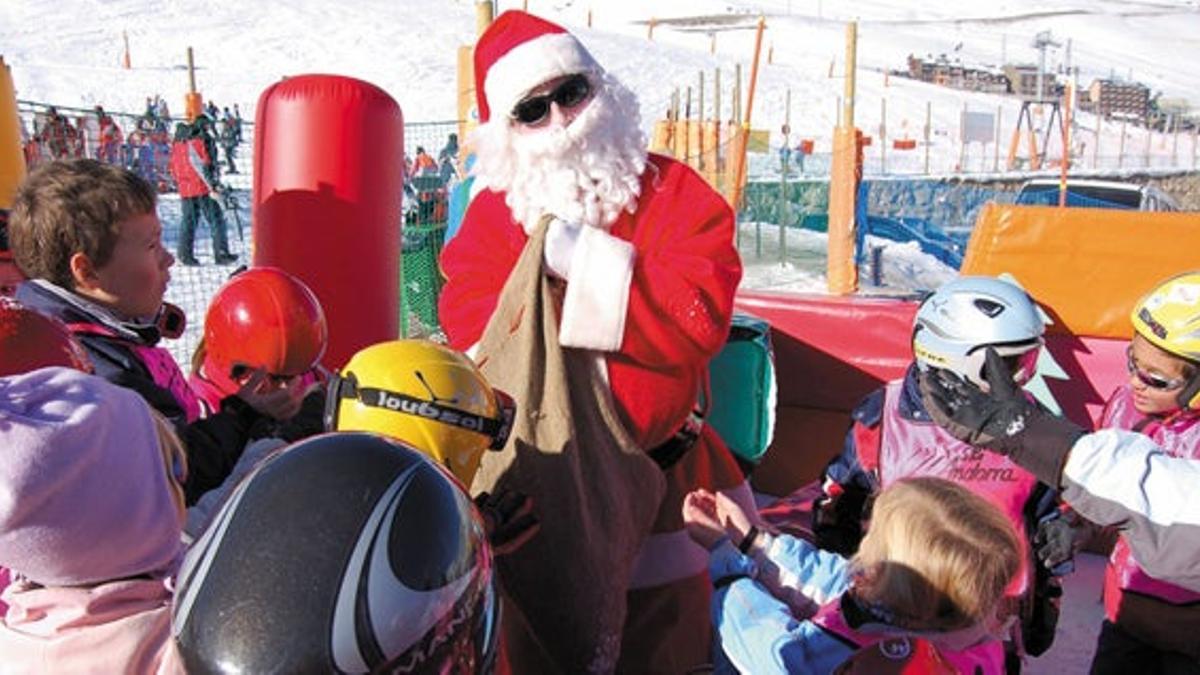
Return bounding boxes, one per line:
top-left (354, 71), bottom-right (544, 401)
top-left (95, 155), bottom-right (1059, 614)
top-left (471, 72), bottom-right (648, 233)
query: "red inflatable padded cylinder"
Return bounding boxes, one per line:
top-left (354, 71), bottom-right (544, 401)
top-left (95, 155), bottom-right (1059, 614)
top-left (252, 74), bottom-right (403, 369)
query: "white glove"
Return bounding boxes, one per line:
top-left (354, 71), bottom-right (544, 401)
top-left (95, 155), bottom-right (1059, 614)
top-left (543, 218), bottom-right (582, 280)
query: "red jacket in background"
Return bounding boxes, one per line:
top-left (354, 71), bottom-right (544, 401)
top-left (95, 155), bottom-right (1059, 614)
top-left (169, 138), bottom-right (212, 198)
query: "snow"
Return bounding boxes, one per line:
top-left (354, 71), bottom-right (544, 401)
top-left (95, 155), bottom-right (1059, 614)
top-left (3, 2), bottom-right (1182, 668)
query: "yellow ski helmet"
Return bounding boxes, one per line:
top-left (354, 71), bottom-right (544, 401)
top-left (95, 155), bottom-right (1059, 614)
top-left (1131, 271), bottom-right (1200, 409)
top-left (323, 339), bottom-right (514, 486)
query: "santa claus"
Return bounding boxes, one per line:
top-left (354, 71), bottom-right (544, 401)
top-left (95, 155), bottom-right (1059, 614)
top-left (439, 10), bottom-right (756, 673)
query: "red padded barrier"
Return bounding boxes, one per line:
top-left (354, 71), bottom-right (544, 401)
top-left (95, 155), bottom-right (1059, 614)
top-left (736, 291), bottom-right (917, 410)
top-left (252, 75), bottom-right (404, 369)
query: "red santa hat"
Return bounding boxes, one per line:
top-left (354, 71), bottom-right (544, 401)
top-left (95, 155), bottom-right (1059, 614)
top-left (473, 10), bottom-right (600, 124)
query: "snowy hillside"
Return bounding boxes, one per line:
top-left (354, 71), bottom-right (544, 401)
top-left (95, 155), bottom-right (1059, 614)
top-left (3, 0), bottom-right (1198, 170)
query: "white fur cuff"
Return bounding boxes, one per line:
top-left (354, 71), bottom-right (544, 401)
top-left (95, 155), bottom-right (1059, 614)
top-left (558, 227), bottom-right (634, 351)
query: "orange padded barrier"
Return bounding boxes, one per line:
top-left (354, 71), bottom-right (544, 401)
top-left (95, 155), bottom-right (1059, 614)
top-left (0, 57), bottom-right (25, 209)
top-left (962, 203), bottom-right (1200, 339)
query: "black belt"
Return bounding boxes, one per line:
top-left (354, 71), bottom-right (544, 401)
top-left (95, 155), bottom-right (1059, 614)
top-left (647, 410), bottom-right (704, 471)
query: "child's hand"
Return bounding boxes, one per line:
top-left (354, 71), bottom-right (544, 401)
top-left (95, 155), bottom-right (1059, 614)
top-left (236, 369), bottom-right (305, 421)
top-left (715, 491), bottom-right (755, 545)
top-left (683, 489), bottom-right (726, 550)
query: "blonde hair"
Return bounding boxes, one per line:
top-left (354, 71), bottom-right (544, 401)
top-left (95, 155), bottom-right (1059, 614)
top-left (851, 477), bottom-right (1020, 632)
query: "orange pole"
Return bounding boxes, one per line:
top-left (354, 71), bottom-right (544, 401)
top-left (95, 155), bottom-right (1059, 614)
top-left (729, 16), bottom-right (766, 215)
top-left (1058, 79), bottom-right (1073, 207)
top-left (827, 21), bottom-right (860, 295)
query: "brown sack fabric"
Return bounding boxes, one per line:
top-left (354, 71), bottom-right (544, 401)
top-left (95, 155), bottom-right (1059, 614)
top-left (470, 217), bottom-right (666, 674)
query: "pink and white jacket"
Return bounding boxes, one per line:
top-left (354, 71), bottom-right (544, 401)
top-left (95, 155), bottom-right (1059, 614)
top-left (1099, 385), bottom-right (1200, 617)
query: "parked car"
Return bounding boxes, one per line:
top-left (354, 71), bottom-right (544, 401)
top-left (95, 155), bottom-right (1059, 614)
top-left (1015, 178), bottom-right (1180, 211)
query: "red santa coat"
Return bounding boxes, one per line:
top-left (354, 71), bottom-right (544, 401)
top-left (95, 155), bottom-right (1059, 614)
top-left (439, 152), bottom-right (747, 582)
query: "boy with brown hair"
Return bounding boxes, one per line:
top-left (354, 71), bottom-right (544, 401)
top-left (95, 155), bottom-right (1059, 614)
top-left (9, 159), bottom-right (303, 504)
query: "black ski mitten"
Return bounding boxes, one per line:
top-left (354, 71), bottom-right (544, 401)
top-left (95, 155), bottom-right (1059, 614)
top-left (474, 489), bottom-right (540, 556)
top-left (918, 347), bottom-right (1086, 487)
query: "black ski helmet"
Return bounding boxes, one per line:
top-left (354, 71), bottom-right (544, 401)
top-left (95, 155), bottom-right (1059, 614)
top-left (171, 432), bottom-right (499, 674)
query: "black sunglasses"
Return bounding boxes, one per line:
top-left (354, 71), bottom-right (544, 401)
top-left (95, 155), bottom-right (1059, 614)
top-left (510, 75), bottom-right (592, 126)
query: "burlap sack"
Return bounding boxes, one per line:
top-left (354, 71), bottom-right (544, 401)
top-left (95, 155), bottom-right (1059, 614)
top-left (470, 217), bottom-right (666, 674)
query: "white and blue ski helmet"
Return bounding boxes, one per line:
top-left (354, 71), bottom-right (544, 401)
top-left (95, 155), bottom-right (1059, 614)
top-left (912, 276), bottom-right (1044, 389)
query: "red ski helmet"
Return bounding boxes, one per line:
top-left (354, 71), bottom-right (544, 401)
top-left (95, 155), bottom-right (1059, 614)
top-left (0, 298), bottom-right (93, 376)
top-left (202, 267), bottom-right (328, 387)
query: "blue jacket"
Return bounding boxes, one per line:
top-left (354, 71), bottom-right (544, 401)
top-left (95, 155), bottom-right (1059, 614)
top-left (709, 533), bottom-right (854, 674)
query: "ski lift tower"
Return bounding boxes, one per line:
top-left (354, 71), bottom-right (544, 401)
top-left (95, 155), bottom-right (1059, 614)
top-left (1007, 30), bottom-right (1064, 170)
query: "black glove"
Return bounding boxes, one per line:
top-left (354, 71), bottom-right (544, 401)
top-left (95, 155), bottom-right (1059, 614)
top-left (918, 347), bottom-right (1086, 487)
top-left (274, 388), bottom-right (327, 443)
top-left (1034, 512), bottom-right (1080, 575)
top-left (474, 489), bottom-right (540, 556)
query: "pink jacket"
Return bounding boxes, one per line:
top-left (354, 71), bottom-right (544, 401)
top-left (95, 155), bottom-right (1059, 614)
top-left (0, 577), bottom-right (184, 674)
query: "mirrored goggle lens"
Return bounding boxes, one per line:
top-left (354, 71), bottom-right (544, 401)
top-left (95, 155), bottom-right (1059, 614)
top-left (1126, 348), bottom-right (1187, 390)
top-left (974, 341), bottom-right (1041, 385)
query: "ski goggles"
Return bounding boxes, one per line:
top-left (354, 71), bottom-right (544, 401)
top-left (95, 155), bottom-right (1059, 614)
top-left (1126, 346), bottom-right (1188, 391)
top-left (323, 370), bottom-right (515, 451)
top-left (510, 74), bottom-right (592, 126)
top-left (229, 364), bottom-right (303, 387)
top-left (967, 339), bottom-right (1043, 386)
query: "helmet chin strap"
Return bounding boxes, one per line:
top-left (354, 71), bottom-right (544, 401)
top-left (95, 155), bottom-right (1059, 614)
top-left (1178, 369), bottom-right (1200, 411)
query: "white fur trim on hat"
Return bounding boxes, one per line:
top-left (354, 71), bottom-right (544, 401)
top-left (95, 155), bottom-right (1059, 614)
top-left (484, 32), bottom-right (599, 123)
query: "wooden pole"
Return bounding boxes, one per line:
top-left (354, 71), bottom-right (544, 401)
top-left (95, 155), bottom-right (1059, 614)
top-left (729, 17), bottom-right (766, 220)
top-left (841, 22), bottom-right (856, 127)
top-left (186, 47), bottom-right (196, 93)
top-left (880, 98), bottom-right (887, 174)
top-left (923, 100), bottom-right (932, 175)
top-left (1193, 125), bottom-right (1199, 170)
top-left (1118, 118), bottom-right (1127, 169)
top-left (1145, 124), bottom-right (1153, 168)
top-left (587, 7), bottom-right (592, 27)
top-left (714, 67), bottom-right (721, 124)
top-left (993, 105), bottom-right (1002, 173)
top-left (1171, 115), bottom-right (1180, 164)
top-left (122, 30), bottom-right (131, 69)
top-left (958, 102), bottom-right (967, 173)
top-left (781, 88), bottom-right (790, 262)
top-left (734, 64), bottom-right (742, 124)
top-left (476, 1), bottom-right (494, 36)
top-left (1058, 76), bottom-right (1073, 207)
top-left (648, 17), bottom-right (656, 41)
top-left (1092, 116), bottom-right (1101, 170)
top-left (827, 21), bottom-right (860, 295)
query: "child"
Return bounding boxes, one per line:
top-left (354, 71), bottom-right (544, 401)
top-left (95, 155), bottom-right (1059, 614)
top-left (685, 476), bottom-right (1021, 674)
top-left (1089, 271), bottom-right (1200, 672)
top-left (0, 367), bottom-right (186, 673)
top-left (811, 276), bottom-right (1063, 665)
top-left (189, 266), bottom-right (328, 441)
top-left (0, 210), bottom-right (26, 297)
top-left (8, 159), bottom-right (302, 504)
top-left (325, 339), bottom-right (537, 555)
